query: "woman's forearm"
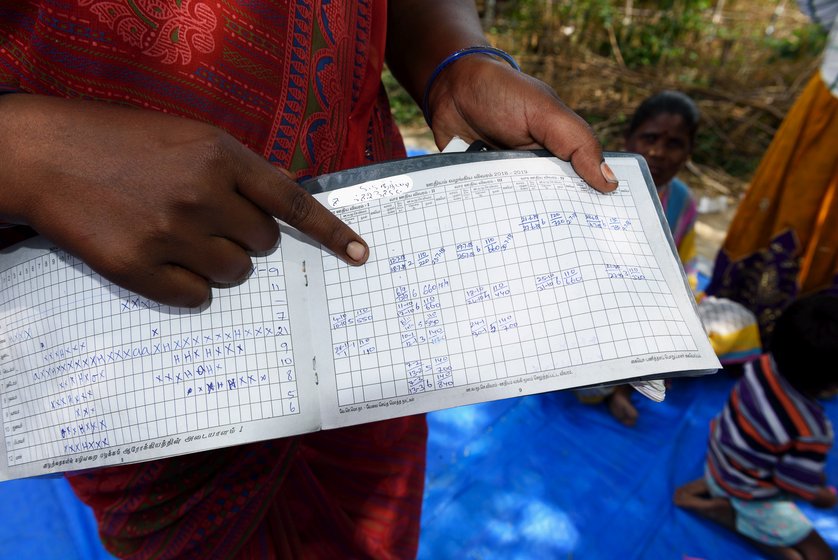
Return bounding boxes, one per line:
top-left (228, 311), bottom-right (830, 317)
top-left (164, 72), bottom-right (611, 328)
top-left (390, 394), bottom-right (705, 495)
top-left (385, 0), bottom-right (489, 104)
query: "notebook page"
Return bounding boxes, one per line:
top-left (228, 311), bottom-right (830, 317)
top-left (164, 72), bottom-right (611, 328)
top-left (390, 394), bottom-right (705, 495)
top-left (302, 154), bottom-right (719, 429)
top-left (0, 238), bottom-right (319, 481)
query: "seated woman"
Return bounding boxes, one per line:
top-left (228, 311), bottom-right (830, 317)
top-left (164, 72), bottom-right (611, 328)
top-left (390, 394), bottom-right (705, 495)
top-left (576, 90), bottom-right (701, 426)
top-left (627, 90), bottom-right (700, 274)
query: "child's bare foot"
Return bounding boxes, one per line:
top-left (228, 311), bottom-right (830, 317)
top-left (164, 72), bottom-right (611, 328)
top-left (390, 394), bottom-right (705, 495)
top-left (606, 385), bottom-right (638, 426)
top-left (674, 479), bottom-right (735, 527)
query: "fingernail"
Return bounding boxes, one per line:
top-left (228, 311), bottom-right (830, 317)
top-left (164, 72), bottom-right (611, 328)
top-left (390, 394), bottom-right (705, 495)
top-left (600, 162), bottom-right (619, 184)
top-left (346, 241), bottom-right (367, 261)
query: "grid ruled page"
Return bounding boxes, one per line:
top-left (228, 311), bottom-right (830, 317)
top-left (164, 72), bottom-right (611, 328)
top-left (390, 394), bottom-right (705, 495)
top-left (0, 242), bottom-right (319, 480)
top-left (308, 155), bottom-right (719, 428)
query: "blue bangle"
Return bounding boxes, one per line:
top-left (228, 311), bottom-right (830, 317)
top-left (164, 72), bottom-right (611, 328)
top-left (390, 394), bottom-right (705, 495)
top-left (421, 46), bottom-right (521, 127)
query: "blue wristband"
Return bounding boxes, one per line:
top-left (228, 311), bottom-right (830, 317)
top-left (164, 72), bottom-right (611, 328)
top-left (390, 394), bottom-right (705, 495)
top-left (421, 46), bottom-right (521, 127)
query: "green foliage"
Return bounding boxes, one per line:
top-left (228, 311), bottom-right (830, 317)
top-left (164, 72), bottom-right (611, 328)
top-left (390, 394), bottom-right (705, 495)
top-left (618, 1), bottom-right (712, 67)
top-left (493, 0), bottom-right (716, 68)
top-left (762, 23), bottom-right (827, 61)
top-left (693, 128), bottom-right (760, 178)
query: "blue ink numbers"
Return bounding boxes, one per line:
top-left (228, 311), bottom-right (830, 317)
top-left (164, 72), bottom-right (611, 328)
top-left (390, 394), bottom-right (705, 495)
top-left (492, 282), bottom-right (511, 297)
top-left (416, 250), bottom-right (431, 267)
top-left (427, 327), bottom-right (446, 344)
top-left (456, 242), bottom-right (477, 259)
top-left (520, 214), bottom-right (542, 231)
top-left (433, 357), bottom-right (454, 389)
top-left (331, 313), bottom-right (349, 329)
top-left (396, 300), bottom-right (420, 316)
top-left (626, 266), bottom-right (646, 280)
top-left (465, 286), bottom-right (491, 305)
top-left (330, 308), bottom-right (372, 329)
top-left (604, 264), bottom-right (645, 280)
top-left (536, 273), bottom-right (556, 291)
top-left (470, 319), bottom-right (487, 337)
top-left (609, 217), bottom-right (631, 230)
top-left (562, 268), bottom-right (582, 285)
top-left (549, 211), bottom-right (577, 226)
top-left (423, 296), bottom-right (441, 311)
top-left (534, 268), bottom-right (583, 291)
top-left (490, 315), bottom-right (518, 332)
top-left (421, 278), bottom-right (450, 296)
top-left (585, 214), bottom-right (606, 229)
top-left (389, 255), bottom-right (407, 272)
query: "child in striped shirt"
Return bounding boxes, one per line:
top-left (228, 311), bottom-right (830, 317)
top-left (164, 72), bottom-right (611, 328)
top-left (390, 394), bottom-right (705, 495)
top-left (674, 292), bottom-right (838, 560)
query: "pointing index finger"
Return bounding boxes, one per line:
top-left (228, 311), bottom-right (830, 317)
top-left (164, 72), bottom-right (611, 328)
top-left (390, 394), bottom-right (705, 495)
top-left (237, 154), bottom-right (369, 265)
top-left (279, 183), bottom-right (369, 264)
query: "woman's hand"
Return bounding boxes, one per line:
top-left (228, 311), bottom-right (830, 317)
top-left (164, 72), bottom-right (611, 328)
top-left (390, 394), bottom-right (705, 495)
top-left (386, 1), bottom-right (615, 193)
top-left (0, 94), bottom-right (368, 307)
top-left (425, 55), bottom-right (618, 194)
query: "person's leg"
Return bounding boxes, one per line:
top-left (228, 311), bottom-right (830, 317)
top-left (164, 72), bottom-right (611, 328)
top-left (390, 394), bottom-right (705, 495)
top-left (574, 384), bottom-right (637, 426)
top-left (792, 530), bottom-right (835, 560)
top-left (674, 478), bottom-right (736, 529)
top-left (730, 530), bottom-right (835, 560)
top-left (605, 384), bottom-right (638, 427)
top-left (674, 478), bottom-right (831, 560)
top-left (674, 480), bottom-right (803, 559)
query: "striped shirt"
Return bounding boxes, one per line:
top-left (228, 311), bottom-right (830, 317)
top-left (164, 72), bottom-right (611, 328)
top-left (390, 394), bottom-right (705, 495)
top-left (707, 354), bottom-right (833, 500)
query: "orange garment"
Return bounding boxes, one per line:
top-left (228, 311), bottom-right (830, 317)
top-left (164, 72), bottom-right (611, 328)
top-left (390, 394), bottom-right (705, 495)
top-left (708, 73), bottom-right (838, 337)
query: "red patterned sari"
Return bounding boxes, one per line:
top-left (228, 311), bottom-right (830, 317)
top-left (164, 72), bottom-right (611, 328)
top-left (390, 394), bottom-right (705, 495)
top-left (0, 2), bottom-right (426, 558)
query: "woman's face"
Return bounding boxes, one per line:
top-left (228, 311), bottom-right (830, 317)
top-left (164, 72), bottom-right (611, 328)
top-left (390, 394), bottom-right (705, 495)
top-left (624, 112), bottom-right (692, 188)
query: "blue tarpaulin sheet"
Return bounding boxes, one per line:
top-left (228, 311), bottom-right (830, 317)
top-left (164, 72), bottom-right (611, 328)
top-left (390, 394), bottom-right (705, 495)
top-left (2, 373), bottom-right (837, 559)
top-left (0, 474), bottom-right (111, 559)
top-left (418, 373), bottom-right (838, 559)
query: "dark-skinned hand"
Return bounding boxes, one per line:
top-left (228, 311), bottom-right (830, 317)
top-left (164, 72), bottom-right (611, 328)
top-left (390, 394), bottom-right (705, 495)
top-left (0, 94), bottom-right (368, 307)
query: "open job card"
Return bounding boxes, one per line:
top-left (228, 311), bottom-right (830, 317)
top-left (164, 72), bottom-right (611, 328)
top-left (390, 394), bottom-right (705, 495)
top-left (0, 151), bottom-right (719, 480)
